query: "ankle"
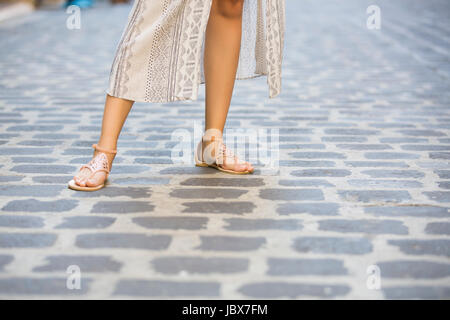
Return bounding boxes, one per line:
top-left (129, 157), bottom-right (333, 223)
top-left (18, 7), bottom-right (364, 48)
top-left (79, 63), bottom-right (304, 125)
top-left (202, 128), bottom-right (223, 143)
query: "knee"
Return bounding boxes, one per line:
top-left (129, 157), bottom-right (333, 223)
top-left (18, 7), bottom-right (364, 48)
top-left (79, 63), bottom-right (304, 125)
top-left (216, 0), bottom-right (245, 19)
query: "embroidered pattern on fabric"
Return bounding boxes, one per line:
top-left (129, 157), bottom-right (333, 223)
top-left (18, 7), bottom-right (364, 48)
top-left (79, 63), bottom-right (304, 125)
top-left (110, 0), bottom-right (146, 97)
top-left (107, 0), bottom-right (285, 103)
top-left (144, 0), bottom-right (174, 102)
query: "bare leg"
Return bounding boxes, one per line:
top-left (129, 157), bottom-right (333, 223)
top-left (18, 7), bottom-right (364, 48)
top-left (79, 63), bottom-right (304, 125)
top-left (73, 94), bottom-right (134, 187)
top-left (203, 0), bottom-right (253, 172)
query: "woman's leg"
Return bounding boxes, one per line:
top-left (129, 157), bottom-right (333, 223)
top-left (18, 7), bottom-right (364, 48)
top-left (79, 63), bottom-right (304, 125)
top-left (203, 0), bottom-right (253, 172)
top-left (73, 94), bottom-right (134, 187)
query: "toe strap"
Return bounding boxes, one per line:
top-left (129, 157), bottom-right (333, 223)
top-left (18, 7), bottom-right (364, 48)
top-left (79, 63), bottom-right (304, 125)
top-left (80, 153), bottom-right (111, 179)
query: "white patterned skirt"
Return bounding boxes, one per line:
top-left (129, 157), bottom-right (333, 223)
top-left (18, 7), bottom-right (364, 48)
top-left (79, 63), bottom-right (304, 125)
top-left (107, 0), bottom-right (285, 103)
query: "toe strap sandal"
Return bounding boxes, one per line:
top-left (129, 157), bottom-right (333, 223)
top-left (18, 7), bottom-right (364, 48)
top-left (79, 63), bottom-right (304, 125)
top-left (195, 135), bottom-right (253, 175)
top-left (68, 143), bottom-right (117, 191)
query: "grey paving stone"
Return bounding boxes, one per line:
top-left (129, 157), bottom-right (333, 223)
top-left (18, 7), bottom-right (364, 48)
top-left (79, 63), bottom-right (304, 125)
top-left (6, 125), bottom-right (63, 132)
top-left (437, 181), bottom-right (450, 189)
top-left (364, 152), bottom-right (420, 160)
top-left (324, 129), bottom-right (379, 135)
top-left (377, 260), bottom-right (450, 279)
top-left (0, 277), bottom-right (91, 295)
top-left (429, 152), bottom-right (450, 159)
top-left (267, 258), bottom-right (348, 276)
top-left (259, 188), bottom-right (324, 201)
top-left (160, 167), bottom-right (219, 175)
top-left (113, 177), bottom-right (170, 185)
top-left (278, 179), bottom-right (335, 187)
top-left (288, 152), bottom-right (346, 159)
top-left (182, 201), bottom-right (255, 214)
top-left (382, 286), bottom-right (450, 299)
top-left (0, 215), bottom-right (45, 228)
top-left (114, 280), bottom-right (220, 297)
top-left (197, 235), bottom-right (266, 251)
top-left (32, 175), bottom-right (76, 184)
top-left (76, 233), bottom-right (171, 250)
top-left (397, 129), bottom-right (446, 137)
top-left (347, 179), bottom-right (423, 188)
top-left (0, 147), bottom-right (54, 155)
top-left (434, 170), bottom-right (450, 179)
top-left (10, 165), bottom-right (75, 174)
top-left (379, 137), bottom-right (428, 143)
top-left (132, 216), bottom-right (208, 230)
top-left (388, 239), bottom-right (450, 257)
top-left (293, 237), bottom-right (373, 255)
top-left (90, 201), bottom-right (154, 214)
top-left (338, 190), bottom-right (411, 203)
top-left (238, 282), bottom-right (350, 298)
top-left (423, 191), bottom-right (450, 203)
top-left (34, 255), bottom-right (122, 273)
top-left (105, 165), bottom-right (150, 174)
top-left (55, 216), bottom-right (116, 229)
top-left (277, 202), bottom-right (340, 216)
top-left (151, 256), bottom-right (249, 274)
top-left (0, 255), bottom-right (13, 271)
top-left (365, 206), bottom-right (449, 218)
top-left (322, 136), bottom-right (368, 142)
top-left (344, 161), bottom-right (409, 168)
top-left (180, 177), bottom-right (264, 187)
top-left (401, 144), bottom-right (450, 151)
top-left (280, 160), bottom-right (336, 167)
top-left (0, 185), bottom-right (64, 197)
top-left (318, 219), bottom-right (408, 235)
top-left (360, 169), bottom-right (425, 179)
top-left (425, 222), bottom-right (450, 235)
top-left (2, 199), bottom-right (78, 212)
top-left (0, 233), bottom-right (57, 248)
top-left (170, 188), bottom-right (248, 199)
top-left (72, 187), bottom-right (152, 199)
top-left (32, 133), bottom-right (79, 140)
top-left (17, 140), bottom-right (63, 147)
top-left (0, 176), bottom-right (24, 182)
top-left (291, 169), bottom-right (351, 177)
top-left (223, 218), bottom-right (302, 230)
top-left (11, 157), bottom-right (58, 163)
top-left (336, 144), bottom-right (393, 150)
top-left (280, 143), bottom-right (325, 150)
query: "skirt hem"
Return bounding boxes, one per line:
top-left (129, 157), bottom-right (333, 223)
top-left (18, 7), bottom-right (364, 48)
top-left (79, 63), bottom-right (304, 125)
top-left (107, 72), bottom-right (278, 104)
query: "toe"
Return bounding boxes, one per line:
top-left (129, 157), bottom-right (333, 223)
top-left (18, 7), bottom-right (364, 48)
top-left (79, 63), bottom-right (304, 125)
top-left (86, 172), bottom-right (105, 187)
top-left (85, 179), bottom-right (98, 187)
top-left (235, 162), bottom-right (248, 172)
top-left (76, 178), bottom-right (87, 187)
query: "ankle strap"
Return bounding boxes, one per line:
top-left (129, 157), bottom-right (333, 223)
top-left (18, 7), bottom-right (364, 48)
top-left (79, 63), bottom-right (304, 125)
top-left (92, 143), bottom-right (117, 154)
top-left (202, 135), bottom-right (223, 143)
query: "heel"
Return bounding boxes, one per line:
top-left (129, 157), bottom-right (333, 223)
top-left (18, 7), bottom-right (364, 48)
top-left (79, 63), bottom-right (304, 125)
top-left (194, 140), bottom-right (208, 167)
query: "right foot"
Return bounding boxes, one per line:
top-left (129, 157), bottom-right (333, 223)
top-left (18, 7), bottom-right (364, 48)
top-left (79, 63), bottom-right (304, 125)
top-left (195, 132), bottom-right (254, 174)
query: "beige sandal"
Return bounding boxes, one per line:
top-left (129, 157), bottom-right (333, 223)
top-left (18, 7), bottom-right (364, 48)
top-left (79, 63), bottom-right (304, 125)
top-left (195, 135), bottom-right (254, 175)
top-left (68, 143), bottom-right (117, 191)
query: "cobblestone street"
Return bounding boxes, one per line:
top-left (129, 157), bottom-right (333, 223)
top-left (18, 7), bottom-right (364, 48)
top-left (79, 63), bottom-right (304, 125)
top-left (0, 0), bottom-right (449, 299)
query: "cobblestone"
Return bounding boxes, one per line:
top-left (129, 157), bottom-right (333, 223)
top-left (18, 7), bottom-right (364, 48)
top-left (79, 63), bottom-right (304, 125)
top-left (0, 0), bottom-right (449, 299)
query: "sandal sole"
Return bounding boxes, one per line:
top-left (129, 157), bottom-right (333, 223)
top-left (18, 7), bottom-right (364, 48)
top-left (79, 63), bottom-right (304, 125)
top-left (68, 179), bottom-right (106, 191)
top-left (195, 163), bottom-right (253, 175)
